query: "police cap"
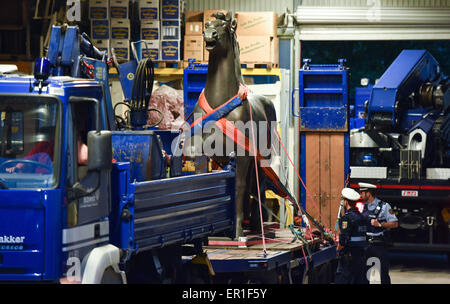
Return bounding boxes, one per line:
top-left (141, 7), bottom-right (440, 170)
top-left (341, 188), bottom-right (360, 202)
top-left (358, 182), bottom-right (377, 191)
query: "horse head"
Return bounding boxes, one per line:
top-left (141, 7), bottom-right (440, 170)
top-left (203, 11), bottom-right (237, 56)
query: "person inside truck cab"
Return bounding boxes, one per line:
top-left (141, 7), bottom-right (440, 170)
top-left (5, 126), bottom-right (55, 174)
top-left (76, 127), bottom-right (88, 166)
top-left (5, 127), bottom-right (88, 173)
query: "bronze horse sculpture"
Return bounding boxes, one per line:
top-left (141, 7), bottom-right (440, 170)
top-left (187, 11), bottom-right (278, 238)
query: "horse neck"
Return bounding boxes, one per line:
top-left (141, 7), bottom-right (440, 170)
top-left (205, 48), bottom-right (240, 109)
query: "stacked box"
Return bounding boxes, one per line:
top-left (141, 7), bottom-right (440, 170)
top-left (235, 12), bottom-right (279, 66)
top-left (184, 36), bottom-right (203, 62)
top-left (161, 20), bottom-right (181, 40)
top-left (141, 20), bottom-right (160, 40)
top-left (111, 19), bottom-right (131, 40)
top-left (160, 0), bottom-right (183, 20)
top-left (111, 39), bottom-right (130, 61)
top-left (184, 11), bottom-right (203, 62)
top-left (90, 0), bottom-right (110, 40)
top-left (138, 0), bottom-right (160, 61)
top-left (138, 0), bottom-right (159, 20)
top-left (109, 0), bottom-right (130, 62)
top-left (160, 0), bottom-right (182, 61)
top-left (91, 19), bottom-right (110, 40)
top-left (185, 21), bottom-right (202, 36)
top-left (161, 40), bottom-right (180, 61)
top-left (139, 40), bottom-right (160, 61)
top-left (110, 0), bottom-right (129, 19)
top-left (238, 36), bottom-right (279, 64)
top-left (94, 39), bottom-right (110, 55)
top-left (89, 0), bottom-right (109, 19)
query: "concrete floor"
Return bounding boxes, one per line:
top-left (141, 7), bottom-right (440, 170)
top-left (369, 252), bottom-right (450, 284)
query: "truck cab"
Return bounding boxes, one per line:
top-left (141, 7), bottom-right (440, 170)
top-left (0, 74), bottom-right (114, 281)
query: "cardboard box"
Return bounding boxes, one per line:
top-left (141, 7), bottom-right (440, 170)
top-left (111, 39), bottom-right (129, 61)
top-left (185, 11), bottom-right (203, 22)
top-left (161, 20), bottom-right (181, 40)
top-left (184, 36), bottom-right (203, 62)
top-left (139, 40), bottom-right (160, 61)
top-left (235, 12), bottom-right (278, 37)
top-left (141, 20), bottom-right (160, 40)
top-left (110, 0), bottom-right (129, 19)
top-left (185, 22), bottom-right (203, 36)
top-left (237, 36), bottom-right (279, 64)
top-left (93, 39), bottom-right (110, 55)
top-left (138, 0), bottom-right (159, 20)
top-left (89, 0), bottom-right (109, 19)
top-left (203, 9), bottom-right (227, 25)
top-left (91, 19), bottom-right (110, 39)
top-left (160, 40), bottom-right (180, 61)
top-left (111, 19), bottom-right (130, 39)
top-left (161, 0), bottom-right (182, 20)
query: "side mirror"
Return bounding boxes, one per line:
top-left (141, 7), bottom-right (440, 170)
top-left (88, 130), bottom-right (112, 171)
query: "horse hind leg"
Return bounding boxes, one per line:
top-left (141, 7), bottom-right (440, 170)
top-left (249, 165), bottom-right (268, 233)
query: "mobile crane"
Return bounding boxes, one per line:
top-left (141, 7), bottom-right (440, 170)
top-left (349, 50), bottom-right (450, 254)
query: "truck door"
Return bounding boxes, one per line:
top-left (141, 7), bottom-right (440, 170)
top-left (66, 99), bottom-right (110, 228)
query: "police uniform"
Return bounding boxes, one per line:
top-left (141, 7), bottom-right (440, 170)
top-left (335, 188), bottom-right (369, 284)
top-left (359, 182), bottom-right (398, 284)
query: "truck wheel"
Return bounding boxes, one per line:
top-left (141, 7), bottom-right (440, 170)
top-left (100, 267), bottom-right (125, 284)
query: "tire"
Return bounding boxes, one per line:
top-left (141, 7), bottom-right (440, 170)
top-left (100, 267), bottom-right (124, 284)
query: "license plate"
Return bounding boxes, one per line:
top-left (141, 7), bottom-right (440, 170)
top-left (401, 190), bottom-right (418, 197)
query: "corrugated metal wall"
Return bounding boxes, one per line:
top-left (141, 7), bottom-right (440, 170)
top-left (299, 0), bottom-right (450, 7)
top-left (185, 0), bottom-right (295, 14)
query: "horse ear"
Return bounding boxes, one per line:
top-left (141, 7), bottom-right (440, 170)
top-left (231, 18), bottom-right (237, 33)
top-left (225, 11), bottom-right (232, 22)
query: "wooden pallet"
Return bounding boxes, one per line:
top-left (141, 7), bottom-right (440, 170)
top-left (205, 248), bottom-right (285, 260)
top-left (240, 62), bottom-right (279, 69)
top-left (207, 222), bottom-right (319, 252)
top-left (154, 60), bottom-right (184, 68)
top-left (182, 61), bottom-right (279, 69)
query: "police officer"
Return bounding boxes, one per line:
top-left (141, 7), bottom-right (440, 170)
top-left (358, 182), bottom-right (398, 284)
top-left (335, 188), bottom-right (369, 284)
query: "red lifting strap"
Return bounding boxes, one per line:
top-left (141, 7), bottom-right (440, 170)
top-left (190, 84), bottom-right (294, 204)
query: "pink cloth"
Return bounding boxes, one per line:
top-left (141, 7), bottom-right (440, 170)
top-left (147, 85), bottom-right (185, 130)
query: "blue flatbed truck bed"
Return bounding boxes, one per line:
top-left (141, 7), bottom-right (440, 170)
top-left (183, 231), bottom-right (337, 284)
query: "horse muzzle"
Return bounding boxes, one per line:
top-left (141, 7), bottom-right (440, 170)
top-left (204, 30), bottom-right (218, 51)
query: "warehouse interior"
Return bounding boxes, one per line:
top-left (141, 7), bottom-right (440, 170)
top-left (0, 0), bottom-right (449, 285)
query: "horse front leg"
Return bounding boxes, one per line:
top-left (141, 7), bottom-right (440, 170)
top-left (234, 156), bottom-right (251, 239)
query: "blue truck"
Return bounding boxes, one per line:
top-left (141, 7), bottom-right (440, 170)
top-left (0, 25), bottom-right (336, 284)
top-left (0, 62), bottom-right (239, 283)
top-left (0, 25), bottom-right (237, 283)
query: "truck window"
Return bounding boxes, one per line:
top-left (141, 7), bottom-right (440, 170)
top-left (0, 95), bottom-right (60, 189)
top-left (0, 111), bottom-right (24, 156)
top-left (70, 101), bottom-right (96, 181)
